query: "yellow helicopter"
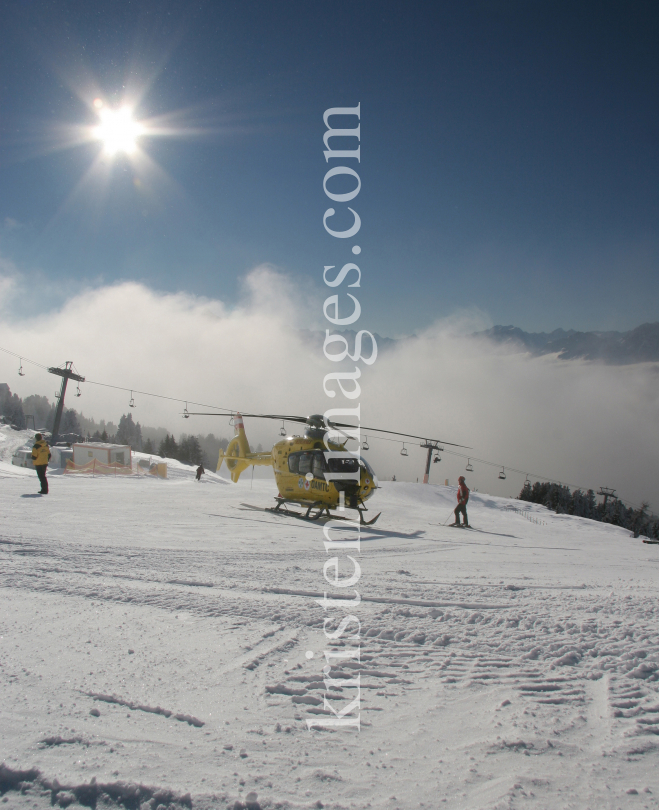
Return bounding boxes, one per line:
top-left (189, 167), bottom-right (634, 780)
top-left (187, 410), bottom-right (467, 526)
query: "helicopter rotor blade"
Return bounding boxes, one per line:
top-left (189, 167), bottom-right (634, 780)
top-left (184, 411), bottom-right (469, 448)
top-left (185, 412), bottom-right (308, 423)
top-left (327, 421), bottom-right (471, 449)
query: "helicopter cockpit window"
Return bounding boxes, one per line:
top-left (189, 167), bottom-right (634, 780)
top-left (327, 456), bottom-right (360, 473)
top-left (360, 456), bottom-right (376, 478)
top-left (288, 453), bottom-right (299, 474)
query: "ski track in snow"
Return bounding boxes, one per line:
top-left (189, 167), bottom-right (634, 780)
top-left (0, 428), bottom-right (658, 809)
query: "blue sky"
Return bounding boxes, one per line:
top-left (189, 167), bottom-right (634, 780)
top-left (0, 0), bottom-right (657, 336)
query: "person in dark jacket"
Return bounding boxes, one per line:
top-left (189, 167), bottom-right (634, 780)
top-left (195, 464), bottom-right (205, 481)
top-left (451, 475), bottom-right (470, 527)
top-left (31, 433), bottom-right (51, 494)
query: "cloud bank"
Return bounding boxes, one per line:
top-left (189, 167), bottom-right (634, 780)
top-left (1, 267), bottom-right (658, 509)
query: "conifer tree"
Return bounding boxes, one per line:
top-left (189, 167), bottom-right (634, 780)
top-left (22, 394), bottom-right (53, 430)
top-left (116, 413), bottom-right (143, 448)
top-left (0, 385), bottom-right (25, 428)
top-left (179, 435), bottom-right (203, 465)
top-left (158, 434), bottom-right (178, 459)
top-left (61, 409), bottom-right (81, 436)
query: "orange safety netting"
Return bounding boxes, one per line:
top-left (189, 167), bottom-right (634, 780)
top-left (64, 458), bottom-right (133, 476)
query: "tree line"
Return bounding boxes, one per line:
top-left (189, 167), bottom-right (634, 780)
top-left (518, 480), bottom-right (658, 539)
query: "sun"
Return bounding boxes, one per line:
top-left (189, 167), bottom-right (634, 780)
top-left (93, 106), bottom-right (145, 155)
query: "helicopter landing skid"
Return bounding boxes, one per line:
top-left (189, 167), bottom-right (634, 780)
top-left (269, 497), bottom-right (381, 526)
top-left (333, 509), bottom-right (382, 526)
top-left (272, 498), bottom-right (328, 521)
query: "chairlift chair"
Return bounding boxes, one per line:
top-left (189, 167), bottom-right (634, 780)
top-left (466, 458), bottom-right (474, 472)
top-left (279, 421), bottom-right (286, 437)
top-left (75, 384), bottom-right (81, 398)
top-left (362, 435), bottom-right (369, 451)
top-left (183, 402), bottom-right (190, 418)
top-left (498, 467), bottom-right (506, 480)
top-left (18, 359), bottom-right (25, 377)
top-left (129, 391), bottom-right (136, 408)
top-left (433, 453), bottom-right (440, 463)
top-left (400, 443), bottom-right (408, 457)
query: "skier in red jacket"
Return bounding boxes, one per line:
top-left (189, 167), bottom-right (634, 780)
top-left (452, 476), bottom-right (470, 527)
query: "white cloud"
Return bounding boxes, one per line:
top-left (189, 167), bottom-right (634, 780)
top-left (0, 266), bottom-right (327, 447)
top-left (1, 267), bottom-right (657, 510)
top-left (359, 326), bottom-right (659, 509)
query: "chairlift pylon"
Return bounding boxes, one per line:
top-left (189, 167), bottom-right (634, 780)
top-left (466, 458), bottom-right (474, 472)
top-left (129, 391), bottom-right (136, 408)
top-left (18, 359), bottom-right (25, 377)
top-left (400, 443), bottom-right (408, 457)
top-left (498, 466), bottom-right (506, 480)
top-left (362, 434), bottom-right (369, 451)
top-left (183, 402), bottom-right (190, 418)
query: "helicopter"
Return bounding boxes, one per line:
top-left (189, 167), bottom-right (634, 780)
top-left (187, 409), bottom-right (467, 526)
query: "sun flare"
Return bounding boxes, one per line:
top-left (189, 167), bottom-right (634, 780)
top-left (93, 107), bottom-right (144, 155)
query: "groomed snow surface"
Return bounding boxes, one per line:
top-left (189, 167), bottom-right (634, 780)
top-left (1, 426), bottom-right (658, 810)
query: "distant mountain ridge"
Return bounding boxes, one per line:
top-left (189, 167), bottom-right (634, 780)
top-left (300, 323), bottom-right (659, 364)
top-left (474, 322), bottom-right (659, 364)
top-left (298, 329), bottom-right (397, 353)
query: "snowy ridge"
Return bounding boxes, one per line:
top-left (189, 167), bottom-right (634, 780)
top-left (0, 763), bottom-right (195, 809)
top-left (84, 691), bottom-right (205, 727)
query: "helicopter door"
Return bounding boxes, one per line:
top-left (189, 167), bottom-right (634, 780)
top-left (326, 456), bottom-right (361, 506)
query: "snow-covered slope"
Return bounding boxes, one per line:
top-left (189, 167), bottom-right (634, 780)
top-left (0, 446), bottom-right (657, 809)
top-left (0, 425), bottom-right (36, 462)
